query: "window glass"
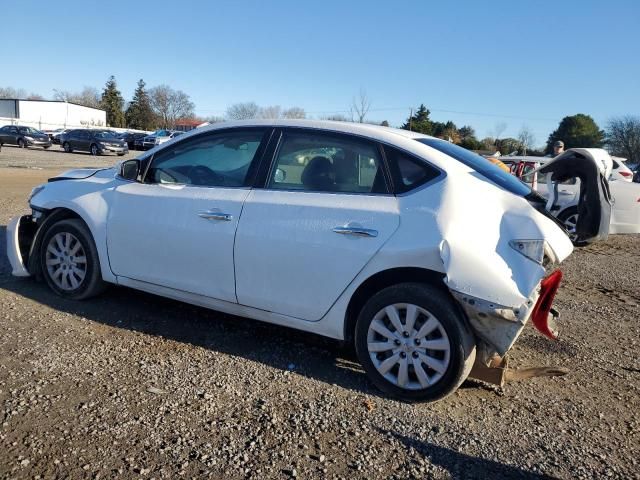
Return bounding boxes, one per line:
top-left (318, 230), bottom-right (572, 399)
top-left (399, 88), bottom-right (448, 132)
top-left (268, 130), bottom-right (387, 194)
top-left (383, 145), bottom-right (440, 193)
top-left (416, 138), bottom-right (532, 197)
top-left (146, 129), bottom-right (266, 187)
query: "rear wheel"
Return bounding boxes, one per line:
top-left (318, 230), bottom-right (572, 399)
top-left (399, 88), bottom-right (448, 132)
top-left (90, 144), bottom-right (99, 156)
top-left (63, 142), bottom-right (73, 153)
top-left (40, 219), bottom-right (106, 300)
top-left (43, 145), bottom-right (51, 149)
top-left (18, 138), bottom-right (25, 148)
top-left (355, 282), bottom-right (475, 402)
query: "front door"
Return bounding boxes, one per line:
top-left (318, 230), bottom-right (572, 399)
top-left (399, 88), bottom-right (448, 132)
top-left (234, 128), bottom-right (400, 321)
top-left (107, 127), bottom-right (270, 302)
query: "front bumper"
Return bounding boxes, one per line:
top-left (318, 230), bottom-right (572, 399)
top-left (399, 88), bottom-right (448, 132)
top-left (6, 216), bottom-right (33, 277)
top-left (26, 139), bottom-right (52, 147)
top-left (451, 269), bottom-right (564, 362)
top-left (98, 145), bottom-right (128, 154)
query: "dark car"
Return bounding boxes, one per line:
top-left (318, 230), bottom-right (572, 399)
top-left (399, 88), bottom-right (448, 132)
top-left (0, 125), bottom-right (52, 149)
top-left (59, 129), bottom-right (129, 156)
top-left (117, 131), bottom-right (148, 150)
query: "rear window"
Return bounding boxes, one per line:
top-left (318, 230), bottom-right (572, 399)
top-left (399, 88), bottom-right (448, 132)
top-left (416, 138), bottom-right (532, 197)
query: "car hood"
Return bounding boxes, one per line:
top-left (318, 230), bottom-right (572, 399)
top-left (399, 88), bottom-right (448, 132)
top-left (48, 167), bottom-right (112, 182)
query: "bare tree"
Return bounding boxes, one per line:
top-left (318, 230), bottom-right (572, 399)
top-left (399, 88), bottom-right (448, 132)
top-left (225, 102), bottom-right (260, 120)
top-left (282, 107), bottom-right (306, 119)
top-left (149, 85), bottom-right (195, 129)
top-left (0, 86), bottom-right (42, 99)
top-left (258, 105), bottom-right (282, 119)
top-left (351, 88), bottom-right (371, 123)
top-left (322, 114), bottom-right (349, 122)
top-left (493, 122), bottom-right (507, 140)
top-left (53, 87), bottom-right (101, 108)
top-left (517, 125), bottom-right (536, 155)
top-left (606, 115), bottom-right (640, 165)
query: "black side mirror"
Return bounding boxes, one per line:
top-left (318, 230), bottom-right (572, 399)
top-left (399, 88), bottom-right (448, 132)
top-left (120, 159), bottom-right (141, 181)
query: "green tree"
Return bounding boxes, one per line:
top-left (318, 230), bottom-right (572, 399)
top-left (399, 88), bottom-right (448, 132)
top-left (100, 76), bottom-right (125, 128)
top-left (401, 104), bottom-right (432, 134)
top-left (546, 114), bottom-right (604, 153)
top-left (126, 79), bottom-right (156, 130)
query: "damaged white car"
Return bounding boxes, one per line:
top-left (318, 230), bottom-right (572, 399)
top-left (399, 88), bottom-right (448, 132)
top-left (5, 120), bottom-right (611, 402)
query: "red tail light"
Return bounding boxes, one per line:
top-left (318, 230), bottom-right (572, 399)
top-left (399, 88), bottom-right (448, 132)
top-left (531, 270), bottom-right (563, 339)
top-left (620, 171), bottom-right (632, 178)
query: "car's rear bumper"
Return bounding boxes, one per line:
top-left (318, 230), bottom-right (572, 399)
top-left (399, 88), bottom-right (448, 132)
top-left (6, 216), bottom-right (32, 277)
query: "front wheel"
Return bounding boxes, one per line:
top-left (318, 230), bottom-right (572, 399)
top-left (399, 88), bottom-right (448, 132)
top-left (355, 283), bottom-right (475, 402)
top-left (558, 208), bottom-right (579, 243)
top-left (18, 138), bottom-right (25, 148)
top-left (90, 144), bottom-right (99, 156)
top-left (40, 219), bottom-right (106, 300)
top-left (63, 142), bottom-right (73, 153)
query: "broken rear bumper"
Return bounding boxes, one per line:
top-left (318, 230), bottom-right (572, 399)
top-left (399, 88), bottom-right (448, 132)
top-left (6, 215), bottom-right (34, 277)
top-left (451, 269), bottom-right (564, 362)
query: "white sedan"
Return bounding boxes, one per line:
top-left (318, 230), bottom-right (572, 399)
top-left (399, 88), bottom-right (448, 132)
top-left (5, 120), bottom-right (610, 402)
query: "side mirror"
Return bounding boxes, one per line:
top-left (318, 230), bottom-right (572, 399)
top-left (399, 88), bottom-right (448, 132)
top-left (274, 168), bottom-right (287, 183)
top-left (120, 159), bottom-right (140, 181)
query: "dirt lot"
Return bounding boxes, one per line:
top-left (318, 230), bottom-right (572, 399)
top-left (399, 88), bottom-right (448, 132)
top-left (0, 146), bottom-right (639, 479)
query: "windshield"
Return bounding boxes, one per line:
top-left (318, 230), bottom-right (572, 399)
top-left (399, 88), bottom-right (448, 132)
top-left (18, 127), bottom-right (41, 135)
top-left (416, 138), bottom-right (532, 197)
top-left (94, 131), bottom-right (117, 139)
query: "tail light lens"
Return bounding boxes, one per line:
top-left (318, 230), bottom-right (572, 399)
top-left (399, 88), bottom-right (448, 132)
top-left (531, 270), bottom-right (563, 339)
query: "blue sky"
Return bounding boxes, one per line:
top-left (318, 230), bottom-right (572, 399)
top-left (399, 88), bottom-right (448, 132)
top-left (4, 0), bottom-right (639, 146)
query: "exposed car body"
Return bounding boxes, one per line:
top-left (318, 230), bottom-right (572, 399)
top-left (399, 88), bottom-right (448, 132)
top-left (59, 129), bottom-right (128, 156)
top-left (502, 154), bottom-right (640, 236)
top-left (142, 130), bottom-right (183, 150)
top-left (6, 120), bottom-right (611, 401)
top-left (0, 125), bottom-right (52, 149)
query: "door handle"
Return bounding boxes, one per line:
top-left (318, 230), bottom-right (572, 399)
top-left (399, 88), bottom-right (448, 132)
top-left (332, 226), bottom-right (378, 237)
top-left (198, 211), bottom-right (233, 221)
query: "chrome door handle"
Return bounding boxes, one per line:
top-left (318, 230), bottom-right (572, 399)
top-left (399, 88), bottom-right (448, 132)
top-left (198, 211), bottom-right (233, 221)
top-left (332, 226), bottom-right (378, 237)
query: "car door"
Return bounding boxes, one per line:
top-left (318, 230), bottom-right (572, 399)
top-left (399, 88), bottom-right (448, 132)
top-left (5, 126), bottom-right (19, 145)
top-left (234, 128), bottom-right (400, 321)
top-left (106, 127), bottom-right (270, 302)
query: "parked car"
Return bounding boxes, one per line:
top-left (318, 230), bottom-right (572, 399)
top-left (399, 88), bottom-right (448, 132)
top-left (59, 129), bottom-right (128, 156)
top-left (134, 135), bottom-right (146, 151)
top-left (142, 129), bottom-right (183, 150)
top-left (6, 120), bottom-right (612, 402)
top-left (0, 125), bottom-right (52, 149)
top-left (502, 154), bottom-right (640, 239)
top-left (52, 129), bottom-right (72, 145)
top-left (117, 131), bottom-right (148, 150)
top-left (611, 156), bottom-right (634, 182)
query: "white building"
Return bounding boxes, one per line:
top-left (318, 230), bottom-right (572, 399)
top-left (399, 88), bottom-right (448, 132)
top-left (0, 99), bottom-right (106, 130)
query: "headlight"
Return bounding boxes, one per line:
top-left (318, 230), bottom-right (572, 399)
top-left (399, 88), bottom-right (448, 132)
top-left (509, 239), bottom-right (559, 267)
top-left (28, 185), bottom-right (45, 202)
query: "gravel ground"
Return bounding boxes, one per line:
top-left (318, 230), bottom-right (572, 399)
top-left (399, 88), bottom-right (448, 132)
top-left (0, 147), bottom-right (639, 479)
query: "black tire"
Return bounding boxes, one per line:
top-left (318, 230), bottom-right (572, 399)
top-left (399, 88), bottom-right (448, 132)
top-left (44, 145), bottom-right (51, 149)
top-left (18, 138), bottom-right (25, 148)
top-left (39, 218), bottom-right (106, 300)
top-left (117, 153), bottom-right (125, 156)
top-left (355, 282), bottom-right (476, 402)
top-left (90, 144), bottom-right (99, 156)
top-left (63, 142), bottom-right (73, 153)
top-left (557, 207), bottom-right (582, 245)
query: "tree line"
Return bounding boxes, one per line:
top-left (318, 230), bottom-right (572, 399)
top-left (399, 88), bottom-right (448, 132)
top-left (1, 82), bottom-right (639, 164)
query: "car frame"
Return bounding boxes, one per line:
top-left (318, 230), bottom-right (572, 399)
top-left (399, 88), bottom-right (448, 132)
top-left (5, 120), bottom-right (612, 402)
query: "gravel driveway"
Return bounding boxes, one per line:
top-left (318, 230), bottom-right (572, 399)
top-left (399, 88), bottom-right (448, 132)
top-left (0, 147), bottom-right (638, 479)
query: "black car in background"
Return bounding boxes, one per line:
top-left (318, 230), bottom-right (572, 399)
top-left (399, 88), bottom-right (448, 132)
top-left (0, 125), bottom-right (52, 149)
top-left (59, 129), bottom-right (128, 156)
top-left (117, 131), bottom-right (147, 150)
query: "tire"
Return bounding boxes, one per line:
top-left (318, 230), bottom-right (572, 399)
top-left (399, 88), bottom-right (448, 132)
top-left (18, 138), bottom-right (25, 148)
top-left (90, 144), bottom-right (99, 156)
top-left (557, 207), bottom-right (579, 244)
top-left (117, 153), bottom-right (125, 156)
top-left (39, 219), bottom-right (106, 300)
top-left (355, 282), bottom-right (476, 402)
top-left (63, 142), bottom-right (73, 153)
top-left (44, 145), bottom-right (51, 149)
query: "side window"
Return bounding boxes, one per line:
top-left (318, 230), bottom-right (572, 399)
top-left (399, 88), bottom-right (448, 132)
top-left (267, 130), bottom-right (388, 194)
top-left (145, 129), bottom-right (267, 187)
top-left (10, 127), bottom-right (18, 134)
top-left (383, 145), bottom-right (440, 193)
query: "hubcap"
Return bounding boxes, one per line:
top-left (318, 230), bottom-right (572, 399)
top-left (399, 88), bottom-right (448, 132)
top-left (45, 232), bottom-right (87, 291)
top-left (367, 303), bottom-right (451, 390)
top-left (563, 213), bottom-right (578, 241)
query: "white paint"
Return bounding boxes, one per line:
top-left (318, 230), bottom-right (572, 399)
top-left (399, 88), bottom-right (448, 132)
top-left (0, 100), bottom-right (106, 130)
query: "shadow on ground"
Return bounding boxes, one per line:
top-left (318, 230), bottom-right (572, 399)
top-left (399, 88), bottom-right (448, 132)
top-left (0, 223), bottom-right (486, 399)
top-left (383, 429), bottom-right (554, 479)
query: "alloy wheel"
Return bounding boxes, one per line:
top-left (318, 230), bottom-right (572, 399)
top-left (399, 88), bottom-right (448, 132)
top-left (366, 303), bottom-right (451, 390)
top-left (91, 144), bottom-right (98, 156)
top-left (45, 232), bottom-right (87, 291)
top-left (563, 213), bottom-right (578, 241)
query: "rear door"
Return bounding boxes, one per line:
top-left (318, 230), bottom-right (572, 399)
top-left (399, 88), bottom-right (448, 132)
top-left (234, 128), bottom-right (400, 321)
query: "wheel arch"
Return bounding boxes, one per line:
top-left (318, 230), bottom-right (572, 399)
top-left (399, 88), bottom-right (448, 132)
top-left (343, 267), bottom-right (451, 343)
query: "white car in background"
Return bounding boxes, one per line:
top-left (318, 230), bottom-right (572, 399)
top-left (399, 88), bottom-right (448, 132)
top-left (611, 156), bottom-right (634, 182)
top-left (142, 129), bottom-right (183, 150)
top-left (501, 153), bottom-right (640, 238)
top-left (5, 120), bottom-right (611, 402)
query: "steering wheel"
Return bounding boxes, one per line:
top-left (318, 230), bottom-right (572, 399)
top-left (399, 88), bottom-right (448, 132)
top-left (188, 165), bottom-right (224, 186)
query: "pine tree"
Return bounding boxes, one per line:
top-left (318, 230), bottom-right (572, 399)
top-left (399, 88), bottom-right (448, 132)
top-left (401, 104), bottom-right (432, 134)
top-left (126, 79), bottom-right (155, 130)
top-left (100, 76), bottom-right (125, 128)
